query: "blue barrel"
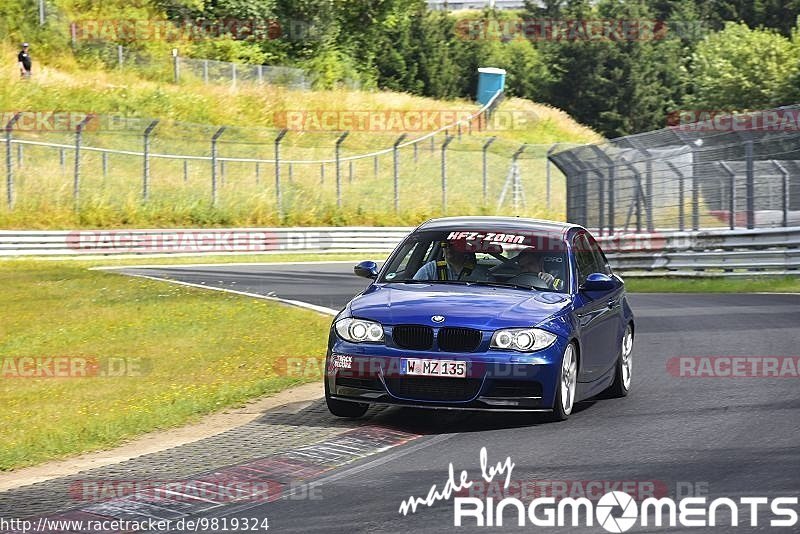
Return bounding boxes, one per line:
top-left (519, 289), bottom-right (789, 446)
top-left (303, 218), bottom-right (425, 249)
top-left (476, 67), bottom-right (506, 105)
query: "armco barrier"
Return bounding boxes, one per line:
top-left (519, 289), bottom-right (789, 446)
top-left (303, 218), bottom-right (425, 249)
top-left (1, 226), bottom-right (799, 276)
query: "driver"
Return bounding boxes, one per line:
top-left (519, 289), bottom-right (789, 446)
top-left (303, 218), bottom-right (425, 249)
top-left (413, 241), bottom-right (478, 281)
top-left (509, 248), bottom-right (564, 290)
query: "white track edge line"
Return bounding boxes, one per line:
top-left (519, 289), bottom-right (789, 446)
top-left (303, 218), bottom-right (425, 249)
top-left (117, 272), bottom-right (339, 316)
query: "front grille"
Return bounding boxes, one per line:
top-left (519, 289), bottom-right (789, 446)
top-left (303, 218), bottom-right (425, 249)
top-left (438, 327), bottom-right (483, 352)
top-left (485, 380), bottom-right (543, 398)
top-left (385, 377), bottom-right (482, 401)
top-left (393, 325), bottom-right (434, 350)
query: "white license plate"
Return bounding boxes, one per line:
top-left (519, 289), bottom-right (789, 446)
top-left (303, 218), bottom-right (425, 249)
top-left (401, 358), bottom-right (467, 378)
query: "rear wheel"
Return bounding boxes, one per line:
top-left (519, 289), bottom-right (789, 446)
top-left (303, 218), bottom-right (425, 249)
top-left (325, 378), bottom-right (369, 418)
top-left (550, 343), bottom-right (577, 421)
top-left (607, 324), bottom-right (633, 398)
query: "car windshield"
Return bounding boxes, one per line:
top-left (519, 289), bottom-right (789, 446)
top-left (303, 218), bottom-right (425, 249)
top-left (379, 229), bottom-right (569, 293)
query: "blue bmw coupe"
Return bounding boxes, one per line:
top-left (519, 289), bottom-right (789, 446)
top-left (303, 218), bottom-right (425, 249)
top-left (325, 217), bottom-right (634, 421)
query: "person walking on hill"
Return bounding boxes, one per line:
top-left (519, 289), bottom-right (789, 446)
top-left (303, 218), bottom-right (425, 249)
top-left (18, 43), bottom-right (32, 79)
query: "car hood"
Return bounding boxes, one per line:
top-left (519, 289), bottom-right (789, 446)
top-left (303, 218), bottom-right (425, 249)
top-left (347, 283), bottom-right (572, 330)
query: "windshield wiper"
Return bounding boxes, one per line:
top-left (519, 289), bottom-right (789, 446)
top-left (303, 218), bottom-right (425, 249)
top-left (468, 281), bottom-right (541, 291)
top-left (382, 279), bottom-right (473, 285)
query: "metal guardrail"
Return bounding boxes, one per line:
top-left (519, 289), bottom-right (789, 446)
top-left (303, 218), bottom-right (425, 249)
top-left (2, 226), bottom-right (799, 276)
top-left (0, 227), bottom-right (413, 256)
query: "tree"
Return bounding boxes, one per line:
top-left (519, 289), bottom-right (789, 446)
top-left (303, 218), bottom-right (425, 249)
top-left (687, 22), bottom-right (799, 109)
top-left (532, 0), bottom-right (687, 136)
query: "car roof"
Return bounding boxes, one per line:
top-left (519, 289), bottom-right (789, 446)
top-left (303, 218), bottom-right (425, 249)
top-left (416, 216), bottom-right (583, 238)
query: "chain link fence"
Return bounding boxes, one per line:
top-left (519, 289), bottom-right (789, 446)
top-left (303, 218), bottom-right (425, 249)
top-left (549, 104), bottom-right (800, 232)
top-left (70, 39), bottom-right (313, 90)
top-left (1, 94), bottom-right (575, 224)
top-left (175, 56), bottom-right (311, 90)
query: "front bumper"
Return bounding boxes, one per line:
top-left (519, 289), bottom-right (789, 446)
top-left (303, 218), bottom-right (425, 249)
top-left (325, 338), bottom-right (567, 411)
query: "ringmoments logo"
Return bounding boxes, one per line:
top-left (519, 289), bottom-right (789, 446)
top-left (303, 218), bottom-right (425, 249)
top-left (398, 448), bottom-right (799, 531)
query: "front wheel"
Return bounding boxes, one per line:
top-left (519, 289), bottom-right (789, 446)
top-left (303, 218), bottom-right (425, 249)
top-left (606, 324), bottom-right (633, 398)
top-left (550, 343), bottom-right (578, 421)
top-left (325, 378), bottom-right (369, 418)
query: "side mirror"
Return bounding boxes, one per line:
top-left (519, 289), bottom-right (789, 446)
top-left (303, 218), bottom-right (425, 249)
top-left (581, 273), bottom-right (615, 292)
top-left (354, 260), bottom-right (379, 280)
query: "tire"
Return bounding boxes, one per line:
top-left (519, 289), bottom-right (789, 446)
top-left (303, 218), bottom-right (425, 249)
top-left (550, 342), bottom-right (578, 422)
top-left (606, 323), bottom-right (633, 398)
top-left (325, 378), bottom-right (369, 418)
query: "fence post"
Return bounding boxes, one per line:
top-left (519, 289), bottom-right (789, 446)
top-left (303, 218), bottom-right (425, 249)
top-left (203, 60), bottom-right (209, 84)
top-left (172, 49), bottom-right (180, 84)
top-left (221, 161), bottom-right (226, 185)
top-left (142, 120), bottom-right (159, 202)
top-left (16, 144), bottom-right (23, 169)
top-left (210, 126), bottom-right (226, 207)
top-left (692, 169), bottom-right (700, 230)
top-left (348, 160), bottom-right (353, 183)
top-left (232, 63), bottom-right (237, 88)
top-left (38, 0), bottom-right (45, 24)
top-left (320, 163), bottom-right (325, 184)
top-left (588, 146), bottom-right (616, 234)
top-left (392, 134), bottom-right (407, 213)
top-left (482, 136), bottom-right (497, 205)
top-left (595, 169), bottom-right (605, 232)
top-left (772, 160), bottom-right (789, 228)
top-left (184, 160), bottom-right (189, 183)
top-left (257, 65), bottom-right (263, 85)
top-left (744, 139), bottom-right (755, 229)
top-left (720, 162), bottom-right (736, 230)
top-left (666, 161), bottom-right (685, 231)
top-left (4, 113), bottom-right (21, 209)
top-left (255, 162), bottom-right (260, 185)
top-left (335, 131), bottom-right (349, 208)
top-left (102, 152), bottom-right (108, 180)
top-left (545, 144), bottom-right (559, 211)
top-left (511, 144), bottom-right (527, 214)
top-left (73, 115), bottom-right (94, 210)
top-left (441, 135), bottom-right (455, 215)
top-left (288, 163), bottom-right (293, 183)
top-left (274, 128), bottom-right (288, 218)
top-left (117, 45), bottom-right (123, 69)
top-left (373, 156), bottom-right (378, 178)
top-left (60, 148), bottom-right (65, 172)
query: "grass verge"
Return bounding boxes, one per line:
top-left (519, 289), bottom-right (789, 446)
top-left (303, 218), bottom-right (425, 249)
top-left (625, 276), bottom-right (800, 293)
top-left (0, 252), bottom-right (374, 268)
top-left (0, 260), bottom-right (331, 471)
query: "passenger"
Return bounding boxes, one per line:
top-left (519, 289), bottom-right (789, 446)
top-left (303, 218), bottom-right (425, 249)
top-left (509, 248), bottom-right (563, 290)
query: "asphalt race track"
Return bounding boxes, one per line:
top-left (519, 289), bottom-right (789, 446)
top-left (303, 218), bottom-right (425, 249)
top-left (3, 262), bottom-right (799, 533)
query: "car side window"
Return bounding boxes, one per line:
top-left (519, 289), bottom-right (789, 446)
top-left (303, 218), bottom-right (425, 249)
top-left (573, 234), bottom-right (603, 284)
top-left (585, 234), bottom-right (612, 275)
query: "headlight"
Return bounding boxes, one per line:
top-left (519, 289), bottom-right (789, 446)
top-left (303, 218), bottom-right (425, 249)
top-left (490, 328), bottom-right (557, 352)
top-left (335, 318), bottom-right (384, 343)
